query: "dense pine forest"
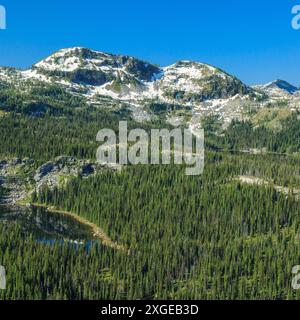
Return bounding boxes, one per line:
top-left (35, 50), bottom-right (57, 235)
top-left (32, 155), bottom-right (300, 300)
top-left (1, 106), bottom-right (300, 299)
top-left (0, 223), bottom-right (128, 300)
top-left (0, 154), bottom-right (300, 299)
top-left (1, 109), bottom-right (300, 165)
top-left (0, 109), bottom-right (168, 166)
top-left (1, 0), bottom-right (300, 303)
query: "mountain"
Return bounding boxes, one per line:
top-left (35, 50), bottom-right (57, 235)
top-left (267, 80), bottom-right (298, 94)
top-left (254, 79), bottom-right (299, 97)
top-left (32, 47), bottom-right (161, 85)
top-left (0, 47), bottom-right (298, 125)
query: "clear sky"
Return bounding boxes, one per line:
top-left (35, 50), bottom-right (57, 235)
top-left (0, 0), bottom-right (299, 86)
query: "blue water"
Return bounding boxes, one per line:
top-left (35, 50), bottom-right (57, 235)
top-left (36, 238), bottom-right (97, 251)
top-left (0, 205), bottom-right (95, 245)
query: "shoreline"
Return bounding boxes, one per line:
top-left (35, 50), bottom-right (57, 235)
top-left (30, 203), bottom-right (129, 254)
top-left (0, 201), bottom-right (129, 254)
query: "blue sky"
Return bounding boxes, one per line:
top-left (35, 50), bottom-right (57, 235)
top-left (0, 0), bottom-right (299, 86)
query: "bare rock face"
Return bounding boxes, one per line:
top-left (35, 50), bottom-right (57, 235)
top-left (80, 163), bottom-right (95, 176)
top-left (0, 159), bottom-right (31, 205)
top-left (34, 162), bottom-right (55, 182)
top-left (33, 157), bottom-right (93, 191)
top-left (0, 156), bottom-right (115, 206)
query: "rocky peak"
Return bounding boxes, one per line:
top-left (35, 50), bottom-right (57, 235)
top-left (31, 47), bottom-right (162, 85)
top-left (264, 79), bottom-right (299, 94)
top-left (156, 60), bottom-right (251, 102)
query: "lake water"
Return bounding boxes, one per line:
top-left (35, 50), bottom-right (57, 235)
top-left (0, 205), bottom-right (95, 246)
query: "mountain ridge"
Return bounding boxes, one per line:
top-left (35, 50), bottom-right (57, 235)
top-left (0, 47), bottom-right (299, 125)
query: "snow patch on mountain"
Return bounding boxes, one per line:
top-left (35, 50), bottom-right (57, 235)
top-left (1, 47), bottom-right (299, 124)
top-left (254, 80), bottom-right (299, 98)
